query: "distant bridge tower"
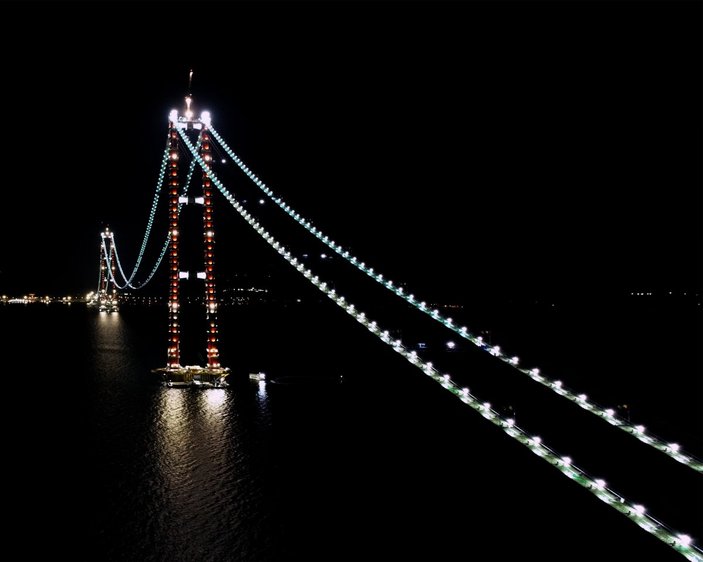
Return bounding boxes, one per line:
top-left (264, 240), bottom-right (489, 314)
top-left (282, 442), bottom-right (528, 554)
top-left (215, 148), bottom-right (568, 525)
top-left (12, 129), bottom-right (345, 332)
top-left (153, 89), bottom-right (229, 387)
top-left (96, 227), bottom-right (119, 313)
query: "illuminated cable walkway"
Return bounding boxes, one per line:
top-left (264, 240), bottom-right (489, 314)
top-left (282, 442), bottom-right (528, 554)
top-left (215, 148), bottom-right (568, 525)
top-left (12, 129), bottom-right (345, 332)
top-left (177, 127), bottom-right (703, 562)
top-left (106, 136), bottom-right (204, 291)
top-left (208, 124), bottom-right (703, 475)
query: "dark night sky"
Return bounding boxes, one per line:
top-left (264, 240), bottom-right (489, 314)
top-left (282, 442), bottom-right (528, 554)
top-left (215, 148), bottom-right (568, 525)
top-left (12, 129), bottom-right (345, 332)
top-left (0, 0), bottom-right (700, 299)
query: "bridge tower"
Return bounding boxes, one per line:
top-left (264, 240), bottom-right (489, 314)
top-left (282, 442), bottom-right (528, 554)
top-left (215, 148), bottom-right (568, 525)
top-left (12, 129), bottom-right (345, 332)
top-left (153, 89), bottom-right (229, 388)
top-left (95, 227), bottom-right (119, 313)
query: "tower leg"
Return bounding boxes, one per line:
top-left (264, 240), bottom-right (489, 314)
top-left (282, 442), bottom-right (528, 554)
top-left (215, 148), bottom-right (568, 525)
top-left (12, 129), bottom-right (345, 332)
top-left (167, 126), bottom-right (181, 368)
top-left (200, 129), bottom-right (221, 369)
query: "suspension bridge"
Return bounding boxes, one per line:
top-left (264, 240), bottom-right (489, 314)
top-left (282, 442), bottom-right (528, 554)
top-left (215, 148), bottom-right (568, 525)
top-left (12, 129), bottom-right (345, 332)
top-left (93, 88), bottom-right (702, 561)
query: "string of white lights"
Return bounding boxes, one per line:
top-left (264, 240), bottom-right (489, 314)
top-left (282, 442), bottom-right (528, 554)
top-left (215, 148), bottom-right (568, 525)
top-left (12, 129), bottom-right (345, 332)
top-left (207, 125), bottom-right (703, 475)
top-left (110, 135), bottom-right (203, 290)
top-left (180, 128), bottom-right (702, 562)
top-left (111, 233), bottom-right (169, 290)
top-left (110, 144), bottom-right (170, 288)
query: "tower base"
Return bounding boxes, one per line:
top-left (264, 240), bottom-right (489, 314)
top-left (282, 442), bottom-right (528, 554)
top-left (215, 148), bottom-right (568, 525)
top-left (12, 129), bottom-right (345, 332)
top-left (152, 365), bottom-right (230, 388)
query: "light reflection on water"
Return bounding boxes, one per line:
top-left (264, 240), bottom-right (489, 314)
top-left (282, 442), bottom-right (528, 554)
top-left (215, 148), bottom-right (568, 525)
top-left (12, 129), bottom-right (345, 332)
top-left (78, 307), bottom-right (277, 561)
top-left (257, 380), bottom-right (267, 401)
top-left (145, 385), bottom-right (274, 562)
top-left (154, 388), bottom-right (231, 485)
top-left (95, 311), bottom-right (125, 347)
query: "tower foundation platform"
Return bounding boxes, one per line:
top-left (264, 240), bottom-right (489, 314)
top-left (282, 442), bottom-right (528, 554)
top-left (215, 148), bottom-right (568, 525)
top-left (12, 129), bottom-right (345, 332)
top-left (152, 365), bottom-right (230, 388)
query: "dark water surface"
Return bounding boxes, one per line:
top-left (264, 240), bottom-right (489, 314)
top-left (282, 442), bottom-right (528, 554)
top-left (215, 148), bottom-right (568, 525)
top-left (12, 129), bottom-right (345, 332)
top-left (0, 298), bottom-right (700, 562)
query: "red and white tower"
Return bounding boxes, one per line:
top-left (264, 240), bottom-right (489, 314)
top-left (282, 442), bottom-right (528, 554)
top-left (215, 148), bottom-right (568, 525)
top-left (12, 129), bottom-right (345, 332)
top-left (155, 87), bottom-right (228, 387)
top-left (166, 126), bottom-right (181, 368)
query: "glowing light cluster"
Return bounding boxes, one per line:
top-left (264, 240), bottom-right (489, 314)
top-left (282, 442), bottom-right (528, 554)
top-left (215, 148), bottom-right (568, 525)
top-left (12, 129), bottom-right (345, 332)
top-left (207, 124), bottom-right (703, 475)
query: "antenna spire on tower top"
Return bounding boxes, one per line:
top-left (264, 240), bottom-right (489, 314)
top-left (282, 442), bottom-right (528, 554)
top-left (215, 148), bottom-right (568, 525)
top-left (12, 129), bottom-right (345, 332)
top-left (184, 69), bottom-right (194, 119)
